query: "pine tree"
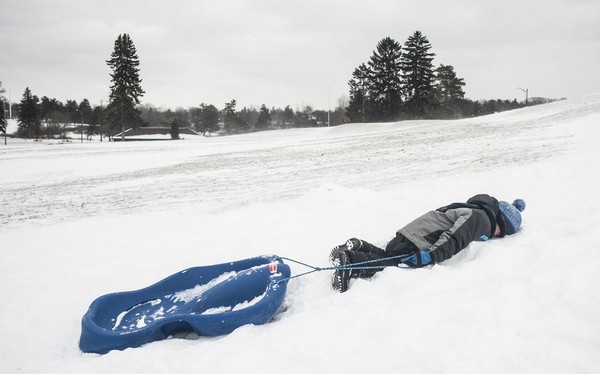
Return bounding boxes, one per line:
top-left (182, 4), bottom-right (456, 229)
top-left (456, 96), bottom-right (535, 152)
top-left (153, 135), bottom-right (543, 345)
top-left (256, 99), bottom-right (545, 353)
top-left (106, 34), bottom-right (145, 139)
top-left (17, 87), bottom-right (41, 139)
top-left (88, 106), bottom-right (105, 138)
top-left (255, 104), bottom-right (271, 130)
top-left (79, 99), bottom-right (93, 124)
top-left (401, 31), bottom-right (436, 118)
top-left (346, 63), bottom-right (371, 122)
top-left (367, 37), bottom-right (403, 121)
top-left (434, 64), bottom-right (465, 102)
top-left (222, 100), bottom-right (249, 134)
top-left (238, 107), bottom-right (259, 131)
top-left (40, 96), bottom-right (63, 124)
top-left (65, 100), bottom-right (79, 123)
top-left (170, 120), bottom-right (180, 140)
top-left (282, 106), bottom-right (294, 127)
top-left (432, 64), bottom-right (467, 118)
top-left (222, 100), bottom-right (237, 134)
top-left (193, 103), bottom-right (220, 135)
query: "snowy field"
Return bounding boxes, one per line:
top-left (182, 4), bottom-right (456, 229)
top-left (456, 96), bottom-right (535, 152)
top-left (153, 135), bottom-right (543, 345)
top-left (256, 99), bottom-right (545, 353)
top-left (1, 94), bottom-right (599, 373)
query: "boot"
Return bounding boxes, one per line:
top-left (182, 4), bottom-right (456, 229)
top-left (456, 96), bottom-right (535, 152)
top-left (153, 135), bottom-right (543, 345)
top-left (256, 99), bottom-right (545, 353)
top-left (331, 250), bottom-right (352, 293)
top-left (329, 238), bottom-right (364, 263)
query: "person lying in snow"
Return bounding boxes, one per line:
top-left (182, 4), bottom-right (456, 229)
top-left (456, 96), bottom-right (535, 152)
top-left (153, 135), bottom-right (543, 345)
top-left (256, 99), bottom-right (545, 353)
top-left (330, 194), bottom-right (526, 292)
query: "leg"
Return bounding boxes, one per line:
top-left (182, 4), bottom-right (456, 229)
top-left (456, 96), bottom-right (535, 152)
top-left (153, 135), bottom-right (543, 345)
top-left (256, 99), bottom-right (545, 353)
top-left (341, 234), bottom-right (418, 283)
top-left (349, 238), bottom-right (387, 257)
top-left (347, 249), bottom-right (400, 278)
top-left (330, 238), bottom-right (386, 262)
top-left (385, 233), bottom-right (418, 257)
top-left (330, 237), bottom-right (403, 292)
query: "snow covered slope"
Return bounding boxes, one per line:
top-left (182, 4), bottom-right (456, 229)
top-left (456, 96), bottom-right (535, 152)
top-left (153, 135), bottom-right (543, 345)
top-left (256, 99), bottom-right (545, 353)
top-left (1, 93), bottom-right (599, 373)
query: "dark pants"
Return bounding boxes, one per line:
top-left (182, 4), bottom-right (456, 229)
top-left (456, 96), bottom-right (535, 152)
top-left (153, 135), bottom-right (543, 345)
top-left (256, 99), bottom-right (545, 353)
top-left (349, 234), bottom-right (417, 278)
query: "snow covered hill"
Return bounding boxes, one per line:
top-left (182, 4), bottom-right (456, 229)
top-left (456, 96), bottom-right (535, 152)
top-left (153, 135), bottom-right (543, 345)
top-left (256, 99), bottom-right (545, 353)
top-left (1, 94), bottom-right (599, 373)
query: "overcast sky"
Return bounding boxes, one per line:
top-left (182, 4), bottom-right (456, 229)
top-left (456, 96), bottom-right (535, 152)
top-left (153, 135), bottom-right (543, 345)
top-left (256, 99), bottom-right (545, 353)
top-left (2, 0), bottom-right (599, 111)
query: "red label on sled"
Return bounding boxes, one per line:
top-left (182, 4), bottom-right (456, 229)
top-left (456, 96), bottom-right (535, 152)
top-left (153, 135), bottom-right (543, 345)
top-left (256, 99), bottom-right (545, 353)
top-left (269, 263), bottom-right (278, 273)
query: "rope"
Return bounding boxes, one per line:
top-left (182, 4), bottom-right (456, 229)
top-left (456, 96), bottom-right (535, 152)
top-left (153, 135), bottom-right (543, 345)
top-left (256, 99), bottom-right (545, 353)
top-left (276, 254), bottom-right (412, 284)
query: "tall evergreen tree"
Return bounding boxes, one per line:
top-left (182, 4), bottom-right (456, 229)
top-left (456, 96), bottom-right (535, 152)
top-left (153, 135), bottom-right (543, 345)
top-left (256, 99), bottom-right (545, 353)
top-left (222, 100), bottom-right (249, 134)
top-left (282, 106), bottom-right (294, 126)
top-left (434, 64), bottom-right (465, 102)
top-left (65, 100), bottom-right (79, 123)
top-left (202, 103), bottom-right (220, 134)
top-left (40, 96), bottom-right (63, 125)
top-left (401, 31), bottom-right (436, 118)
top-left (79, 99), bottom-right (93, 124)
top-left (346, 63), bottom-right (371, 122)
top-left (17, 87), bottom-right (41, 139)
top-left (170, 119), bottom-right (180, 140)
top-left (367, 37), bottom-right (403, 121)
top-left (222, 100), bottom-right (238, 134)
top-left (193, 103), bottom-right (220, 135)
top-left (106, 33), bottom-right (145, 139)
top-left (88, 105), bottom-right (106, 139)
top-left (238, 107), bottom-right (259, 130)
top-left (433, 64), bottom-right (467, 118)
top-left (255, 104), bottom-right (271, 130)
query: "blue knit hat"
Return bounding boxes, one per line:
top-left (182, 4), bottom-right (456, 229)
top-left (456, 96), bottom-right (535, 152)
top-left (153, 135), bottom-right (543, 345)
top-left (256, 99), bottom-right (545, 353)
top-left (498, 199), bottom-right (526, 237)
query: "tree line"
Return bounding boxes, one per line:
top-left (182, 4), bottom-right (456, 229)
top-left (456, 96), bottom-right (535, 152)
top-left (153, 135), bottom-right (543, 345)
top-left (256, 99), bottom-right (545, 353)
top-left (345, 30), bottom-right (551, 122)
top-left (142, 100), bottom-right (348, 135)
top-left (9, 89), bottom-right (349, 140)
top-left (4, 32), bottom-right (555, 140)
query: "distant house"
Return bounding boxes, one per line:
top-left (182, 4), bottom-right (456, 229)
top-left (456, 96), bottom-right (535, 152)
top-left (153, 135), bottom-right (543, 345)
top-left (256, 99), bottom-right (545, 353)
top-left (112, 126), bottom-right (202, 141)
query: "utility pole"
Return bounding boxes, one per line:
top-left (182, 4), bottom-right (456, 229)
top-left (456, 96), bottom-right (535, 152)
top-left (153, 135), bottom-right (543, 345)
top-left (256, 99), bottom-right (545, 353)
top-left (100, 99), bottom-right (103, 142)
top-left (517, 87), bottom-right (529, 106)
top-left (1, 85), bottom-right (8, 144)
top-left (327, 86), bottom-right (330, 127)
top-left (360, 75), bottom-right (366, 123)
top-left (3, 100), bottom-right (6, 145)
top-left (8, 88), bottom-right (12, 119)
top-left (80, 111), bottom-right (84, 143)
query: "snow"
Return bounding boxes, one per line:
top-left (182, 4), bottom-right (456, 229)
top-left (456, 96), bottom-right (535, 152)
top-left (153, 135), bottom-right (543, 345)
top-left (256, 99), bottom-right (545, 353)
top-left (1, 93), bottom-right (600, 373)
top-left (202, 293), bottom-right (267, 315)
top-left (171, 271), bottom-right (237, 303)
top-left (113, 299), bottom-right (163, 331)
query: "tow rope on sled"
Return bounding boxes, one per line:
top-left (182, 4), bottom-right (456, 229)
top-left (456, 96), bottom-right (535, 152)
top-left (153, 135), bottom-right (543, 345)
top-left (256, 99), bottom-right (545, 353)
top-left (277, 253), bottom-right (414, 284)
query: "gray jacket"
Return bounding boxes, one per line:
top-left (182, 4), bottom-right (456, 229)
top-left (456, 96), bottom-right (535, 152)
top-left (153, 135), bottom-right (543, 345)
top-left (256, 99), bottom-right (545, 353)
top-left (397, 194), bottom-right (499, 264)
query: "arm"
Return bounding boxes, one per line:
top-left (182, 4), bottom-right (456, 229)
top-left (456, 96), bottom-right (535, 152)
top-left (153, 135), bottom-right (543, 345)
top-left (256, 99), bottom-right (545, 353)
top-left (428, 208), bottom-right (491, 264)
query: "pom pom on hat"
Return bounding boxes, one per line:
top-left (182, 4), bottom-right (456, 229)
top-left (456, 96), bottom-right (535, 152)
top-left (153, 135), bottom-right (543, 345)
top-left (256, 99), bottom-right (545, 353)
top-left (513, 199), bottom-right (526, 212)
top-left (498, 198), bottom-right (526, 236)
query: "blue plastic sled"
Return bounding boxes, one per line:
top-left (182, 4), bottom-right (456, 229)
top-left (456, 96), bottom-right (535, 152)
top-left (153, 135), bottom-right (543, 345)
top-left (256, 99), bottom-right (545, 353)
top-left (79, 255), bottom-right (290, 354)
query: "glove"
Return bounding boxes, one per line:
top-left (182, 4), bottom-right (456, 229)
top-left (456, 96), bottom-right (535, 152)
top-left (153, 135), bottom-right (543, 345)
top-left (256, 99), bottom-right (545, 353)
top-left (401, 251), bottom-right (432, 268)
